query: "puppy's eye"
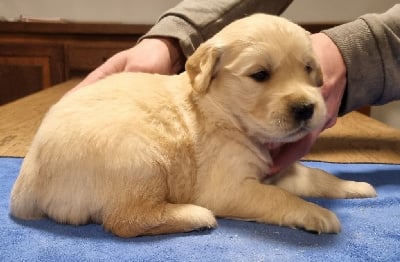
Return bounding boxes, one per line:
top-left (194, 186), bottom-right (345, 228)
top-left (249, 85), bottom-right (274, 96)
top-left (249, 70), bottom-right (270, 82)
top-left (305, 63), bottom-right (313, 74)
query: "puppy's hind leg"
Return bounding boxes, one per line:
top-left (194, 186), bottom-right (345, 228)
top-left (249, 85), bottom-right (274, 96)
top-left (103, 202), bottom-right (217, 238)
top-left (271, 162), bottom-right (377, 199)
top-left (10, 159), bottom-right (45, 220)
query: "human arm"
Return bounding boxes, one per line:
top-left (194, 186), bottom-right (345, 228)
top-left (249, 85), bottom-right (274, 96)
top-left (324, 4), bottom-right (400, 115)
top-left (142, 0), bottom-right (293, 57)
top-left (74, 0), bottom-right (293, 90)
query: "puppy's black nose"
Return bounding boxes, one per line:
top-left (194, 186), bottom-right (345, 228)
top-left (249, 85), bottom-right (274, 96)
top-left (291, 103), bottom-right (315, 122)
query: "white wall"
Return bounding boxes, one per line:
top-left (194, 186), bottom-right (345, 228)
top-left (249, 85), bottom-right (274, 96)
top-left (0, 0), bottom-right (180, 24)
top-left (1, 0), bottom-right (397, 24)
top-left (1, 0), bottom-right (399, 128)
top-left (282, 0), bottom-right (398, 23)
top-left (371, 101), bottom-right (400, 129)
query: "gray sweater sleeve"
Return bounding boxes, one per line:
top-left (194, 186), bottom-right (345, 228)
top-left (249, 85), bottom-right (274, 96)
top-left (323, 4), bottom-right (400, 115)
top-left (142, 0), bottom-right (293, 57)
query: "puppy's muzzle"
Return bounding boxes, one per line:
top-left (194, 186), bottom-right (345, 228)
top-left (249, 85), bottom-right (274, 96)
top-left (291, 103), bottom-right (315, 122)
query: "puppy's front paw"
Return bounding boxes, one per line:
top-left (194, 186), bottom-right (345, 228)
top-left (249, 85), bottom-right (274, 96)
top-left (284, 203), bottom-right (341, 234)
top-left (303, 206), bottom-right (341, 234)
top-left (343, 181), bottom-right (377, 198)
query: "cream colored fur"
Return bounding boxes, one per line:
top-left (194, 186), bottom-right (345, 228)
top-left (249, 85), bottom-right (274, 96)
top-left (10, 14), bottom-right (376, 237)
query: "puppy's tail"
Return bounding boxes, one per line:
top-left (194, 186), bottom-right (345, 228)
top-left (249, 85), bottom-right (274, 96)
top-left (10, 160), bottom-right (44, 220)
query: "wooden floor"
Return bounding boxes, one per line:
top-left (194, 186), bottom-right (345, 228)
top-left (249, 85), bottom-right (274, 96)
top-left (1, 79), bottom-right (400, 163)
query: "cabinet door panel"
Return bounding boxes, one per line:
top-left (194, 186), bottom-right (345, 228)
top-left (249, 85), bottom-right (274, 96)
top-left (66, 42), bottom-right (133, 74)
top-left (0, 56), bottom-right (51, 104)
top-left (0, 43), bottom-right (64, 105)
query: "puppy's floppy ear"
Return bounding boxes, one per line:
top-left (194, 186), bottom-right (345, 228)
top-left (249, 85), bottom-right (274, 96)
top-left (185, 42), bottom-right (222, 93)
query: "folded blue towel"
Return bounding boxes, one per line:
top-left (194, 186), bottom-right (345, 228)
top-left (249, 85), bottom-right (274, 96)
top-left (1, 157), bottom-right (399, 261)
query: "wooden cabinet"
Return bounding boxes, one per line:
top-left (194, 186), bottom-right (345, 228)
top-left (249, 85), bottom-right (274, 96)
top-left (0, 22), bottom-right (150, 105)
top-left (0, 42), bottom-right (64, 104)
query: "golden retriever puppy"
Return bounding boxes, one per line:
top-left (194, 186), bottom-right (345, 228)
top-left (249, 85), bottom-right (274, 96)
top-left (10, 14), bottom-right (376, 237)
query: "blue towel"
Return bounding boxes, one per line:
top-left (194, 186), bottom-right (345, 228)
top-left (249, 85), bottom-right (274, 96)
top-left (1, 157), bottom-right (399, 261)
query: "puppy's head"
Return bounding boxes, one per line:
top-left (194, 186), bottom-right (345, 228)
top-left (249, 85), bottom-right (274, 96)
top-left (186, 14), bottom-right (326, 144)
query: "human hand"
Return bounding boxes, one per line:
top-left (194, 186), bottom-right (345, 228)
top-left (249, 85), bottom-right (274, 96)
top-left (268, 33), bottom-right (347, 174)
top-left (72, 37), bottom-right (185, 91)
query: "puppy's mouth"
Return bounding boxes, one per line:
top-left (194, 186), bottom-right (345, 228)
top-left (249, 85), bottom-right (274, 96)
top-left (264, 124), bottom-right (314, 164)
top-left (284, 123), bottom-right (312, 139)
top-left (265, 122), bottom-right (313, 147)
top-left (265, 142), bottom-right (283, 150)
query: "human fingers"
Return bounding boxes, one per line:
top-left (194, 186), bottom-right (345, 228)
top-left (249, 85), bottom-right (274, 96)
top-left (71, 50), bottom-right (129, 92)
top-left (268, 130), bottom-right (320, 175)
top-left (72, 38), bottom-right (184, 93)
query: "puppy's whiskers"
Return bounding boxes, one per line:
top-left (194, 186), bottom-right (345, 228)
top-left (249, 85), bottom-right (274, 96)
top-left (272, 113), bottom-right (288, 131)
